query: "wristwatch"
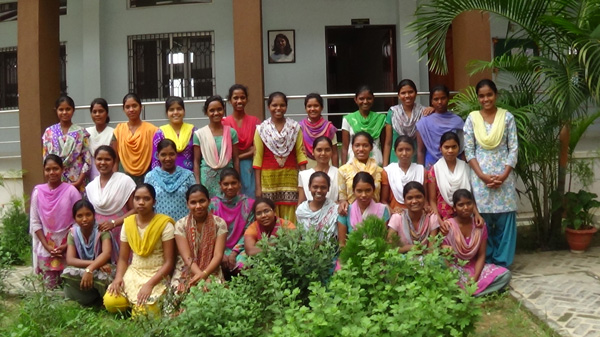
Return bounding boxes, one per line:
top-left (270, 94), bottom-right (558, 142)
top-left (85, 268), bottom-right (92, 274)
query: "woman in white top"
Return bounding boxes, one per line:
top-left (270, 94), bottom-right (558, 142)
top-left (86, 98), bottom-right (114, 180)
top-left (298, 136), bottom-right (339, 204)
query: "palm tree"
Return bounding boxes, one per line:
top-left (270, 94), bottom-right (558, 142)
top-left (408, 0), bottom-right (600, 248)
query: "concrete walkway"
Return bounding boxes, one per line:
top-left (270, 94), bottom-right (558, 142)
top-left (4, 248), bottom-right (600, 336)
top-left (511, 247), bottom-right (600, 337)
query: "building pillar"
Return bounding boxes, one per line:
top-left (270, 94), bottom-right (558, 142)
top-left (452, 11), bottom-right (492, 89)
top-left (17, 0), bottom-right (61, 196)
top-left (232, 0), bottom-right (265, 120)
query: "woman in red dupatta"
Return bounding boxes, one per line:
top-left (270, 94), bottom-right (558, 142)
top-left (172, 184), bottom-right (228, 292)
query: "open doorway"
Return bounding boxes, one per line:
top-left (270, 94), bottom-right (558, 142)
top-left (325, 25), bottom-right (397, 129)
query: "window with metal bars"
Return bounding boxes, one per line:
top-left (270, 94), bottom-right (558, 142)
top-left (128, 32), bottom-right (215, 101)
top-left (0, 45), bottom-right (67, 109)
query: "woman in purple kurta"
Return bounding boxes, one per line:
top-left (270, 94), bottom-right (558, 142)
top-left (415, 85), bottom-right (464, 169)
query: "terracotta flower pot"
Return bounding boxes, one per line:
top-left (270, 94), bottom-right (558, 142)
top-left (565, 227), bottom-right (597, 253)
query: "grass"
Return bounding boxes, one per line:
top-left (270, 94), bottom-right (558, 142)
top-left (474, 293), bottom-right (560, 337)
top-left (0, 291), bottom-right (558, 337)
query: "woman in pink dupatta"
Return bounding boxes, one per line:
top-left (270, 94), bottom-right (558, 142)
top-left (442, 189), bottom-right (511, 297)
top-left (387, 182), bottom-right (439, 253)
top-left (210, 168), bottom-right (254, 275)
top-left (30, 155), bottom-right (82, 288)
top-left (337, 172), bottom-right (390, 248)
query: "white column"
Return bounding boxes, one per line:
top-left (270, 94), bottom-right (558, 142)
top-left (396, 0), bottom-right (429, 94)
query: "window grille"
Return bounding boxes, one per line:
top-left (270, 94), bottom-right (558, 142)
top-left (128, 31), bottom-right (215, 101)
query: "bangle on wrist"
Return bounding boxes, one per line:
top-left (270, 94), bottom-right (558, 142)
top-left (111, 220), bottom-right (116, 228)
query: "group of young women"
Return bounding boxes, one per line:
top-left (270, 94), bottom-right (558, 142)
top-left (31, 78), bottom-right (516, 315)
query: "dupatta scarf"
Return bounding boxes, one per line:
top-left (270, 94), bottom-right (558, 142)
top-left (390, 103), bottom-right (425, 138)
top-left (384, 163), bottom-right (424, 204)
top-left (468, 108), bottom-right (507, 150)
top-left (445, 218), bottom-right (483, 261)
top-left (211, 195), bottom-right (254, 249)
top-left (35, 183), bottom-right (81, 233)
top-left (349, 199), bottom-right (386, 230)
top-left (396, 210), bottom-right (438, 245)
top-left (295, 199), bottom-right (338, 236)
top-left (183, 213), bottom-right (217, 273)
top-left (257, 118), bottom-right (301, 166)
top-left (160, 123), bottom-right (195, 153)
top-left (71, 224), bottom-right (102, 260)
top-left (345, 111), bottom-right (386, 140)
top-left (114, 121), bottom-right (157, 176)
top-left (433, 158), bottom-right (471, 206)
top-left (85, 172), bottom-right (136, 216)
top-left (299, 118), bottom-right (337, 159)
top-left (195, 125), bottom-right (233, 169)
top-left (123, 213), bottom-right (173, 257)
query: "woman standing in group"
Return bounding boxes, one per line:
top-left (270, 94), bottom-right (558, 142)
top-left (145, 139), bottom-right (195, 221)
top-left (172, 184), bottom-right (228, 291)
top-left (211, 168), bottom-right (254, 274)
top-left (338, 132), bottom-right (389, 215)
top-left (387, 182), bottom-right (439, 253)
top-left (62, 200), bottom-right (113, 306)
top-left (86, 146), bottom-right (136, 263)
top-left (341, 86), bottom-right (386, 165)
top-left (104, 184), bottom-right (175, 316)
top-left (442, 189), bottom-right (511, 296)
top-left (223, 84), bottom-right (261, 198)
top-left (86, 98), bottom-right (114, 181)
top-left (244, 198), bottom-right (296, 257)
top-left (296, 171), bottom-right (338, 239)
top-left (112, 93), bottom-right (157, 185)
top-left (298, 136), bottom-right (339, 204)
top-left (299, 93), bottom-right (338, 168)
top-left (384, 136), bottom-right (427, 213)
top-left (152, 96), bottom-right (197, 179)
top-left (253, 92), bottom-right (307, 223)
top-left (416, 85), bottom-right (465, 168)
top-left (337, 172), bottom-right (390, 248)
top-left (42, 95), bottom-right (92, 190)
top-left (463, 79), bottom-right (518, 267)
top-left (383, 79), bottom-right (433, 166)
top-left (30, 155), bottom-right (82, 288)
top-left (194, 95), bottom-right (240, 198)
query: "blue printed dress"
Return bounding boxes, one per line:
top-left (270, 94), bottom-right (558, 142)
top-left (144, 166), bottom-right (195, 221)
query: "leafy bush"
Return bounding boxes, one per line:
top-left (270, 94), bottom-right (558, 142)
top-left (257, 226), bottom-right (338, 302)
top-left (270, 218), bottom-right (483, 337)
top-left (0, 196), bottom-right (31, 265)
top-left (340, 215), bottom-right (391, 269)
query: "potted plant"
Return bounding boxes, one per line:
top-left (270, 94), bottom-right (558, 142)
top-left (562, 190), bottom-right (600, 253)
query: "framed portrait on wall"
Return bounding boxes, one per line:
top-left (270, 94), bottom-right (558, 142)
top-left (268, 30), bottom-right (295, 63)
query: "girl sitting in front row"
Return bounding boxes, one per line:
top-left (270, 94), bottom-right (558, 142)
top-left (62, 199), bottom-right (113, 306)
top-left (387, 182), bottom-right (439, 253)
top-left (337, 172), bottom-right (390, 248)
top-left (442, 189), bottom-right (511, 297)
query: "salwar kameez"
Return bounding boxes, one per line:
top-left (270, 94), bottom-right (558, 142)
top-left (464, 110), bottom-right (518, 267)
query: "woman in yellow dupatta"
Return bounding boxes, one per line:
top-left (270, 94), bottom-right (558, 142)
top-left (338, 131), bottom-right (390, 215)
top-left (112, 93), bottom-right (158, 185)
top-left (104, 184), bottom-right (175, 317)
top-left (151, 96), bottom-right (198, 180)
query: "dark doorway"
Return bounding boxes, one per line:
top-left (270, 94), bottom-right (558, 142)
top-left (325, 25), bottom-right (397, 129)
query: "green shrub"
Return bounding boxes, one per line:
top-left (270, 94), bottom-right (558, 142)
top-left (340, 215), bottom-right (391, 270)
top-left (256, 226), bottom-right (339, 302)
top-left (270, 218), bottom-right (483, 337)
top-left (0, 196), bottom-right (31, 265)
